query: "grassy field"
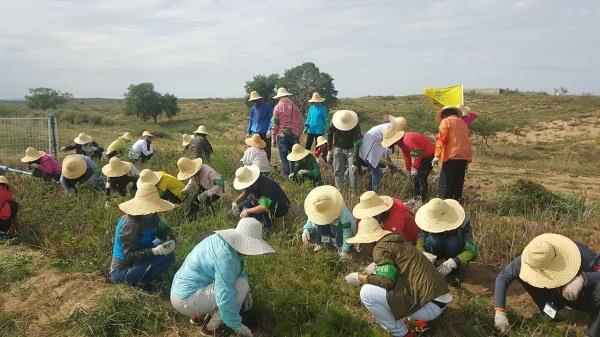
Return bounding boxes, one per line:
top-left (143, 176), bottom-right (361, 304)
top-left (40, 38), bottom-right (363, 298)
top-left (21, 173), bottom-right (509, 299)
top-left (0, 93), bottom-right (599, 337)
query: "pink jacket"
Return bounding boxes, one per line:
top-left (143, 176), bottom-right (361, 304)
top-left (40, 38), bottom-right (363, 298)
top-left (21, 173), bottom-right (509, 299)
top-left (39, 154), bottom-right (61, 175)
top-left (271, 98), bottom-right (303, 138)
top-left (184, 164), bottom-right (224, 197)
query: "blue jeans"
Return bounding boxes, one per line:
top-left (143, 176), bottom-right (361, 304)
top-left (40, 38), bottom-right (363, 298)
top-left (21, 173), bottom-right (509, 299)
top-left (425, 234), bottom-right (463, 261)
top-left (308, 224), bottom-right (352, 252)
top-left (110, 253), bottom-right (175, 287)
top-left (367, 160), bottom-right (381, 191)
top-left (277, 135), bottom-right (298, 176)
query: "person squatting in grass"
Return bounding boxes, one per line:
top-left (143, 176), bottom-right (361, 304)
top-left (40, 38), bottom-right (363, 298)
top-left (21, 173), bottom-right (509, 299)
top-left (304, 92), bottom-right (329, 150)
top-left (270, 87), bottom-right (303, 177)
top-left (313, 136), bottom-right (329, 165)
top-left (493, 233), bottom-right (600, 337)
top-left (61, 132), bottom-right (104, 160)
top-left (247, 91), bottom-right (273, 162)
top-left (20, 146), bottom-right (61, 181)
top-left (414, 198), bottom-right (477, 287)
top-left (286, 144), bottom-right (323, 186)
top-left (137, 169), bottom-right (186, 204)
top-left (188, 125), bottom-right (214, 161)
top-left (240, 134), bottom-right (271, 175)
top-left (170, 218), bottom-right (274, 337)
top-left (344, 217), bottom-right (452, 337)
top-left (177, 157), bottom-right (224, 221)
top-left (230, 165), bottom-right (290, 232)
top-left (352, 191), bottom-right (419, 246)
top-left (101, 157), bottom-right (139, 197)
top-left (301, 185), bottom-right (356, 260)
top-left (0, 176), bottom-right (19, 237)
top-left (129, 130), bottom-right (156, 163)
top-left (60, 154), bottom-right (104, 194)
top-left (327, 109), bottom-right (361, 190)
top-left (105, 131), bottom-right (135, 159)
top-left (109, 183), bottom-right (176, 289)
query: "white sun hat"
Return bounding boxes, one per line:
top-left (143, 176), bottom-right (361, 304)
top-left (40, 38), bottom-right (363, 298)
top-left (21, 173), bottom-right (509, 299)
top-left (332, 110), bottom-right (358, 131)
top-left (308, 92), bottom-right (325, 103)
top-left (182, 134), bottom-right (194, 146)
top-left (286, 144), bottom-right (311, 162)
top-left (415, 198), bottom-right (465, 233)
top-left (122, 131), bottom-right (135, 141)
top-left (137, 169), bottom-right (161, 188)
top-left (194, 125), bottom-right (209, 135)
top-left (273, 87), bottom-right (293, 99)
top-left (216, 218), bottom-right (275, 255)
top-left (20, 146), bottom-right (45, 163)
top-left (316, 136), bottom-right (328, 148)
top-left (381, 126), bottom-right (406, 148)
top-left (248, 91), bottom-right (263, 101)
top-left (346, 217), bottom-right (391, 244)
top-left (142, 130), bottom-right (155, 138)
top-left (102, 157), bottom-right (133, 177)
top-left (304, 185), bottom-right (344, 225)
top-left (73, 132), bottom-right (93, 145)
top-left (119, 183), bottom-right (176, 216)
top-left (352, 191), bottom-right (394, 219)
top-left (176, 157), bottom-right (203, 180)
top-left (233, 165), bottom-right (260, 190)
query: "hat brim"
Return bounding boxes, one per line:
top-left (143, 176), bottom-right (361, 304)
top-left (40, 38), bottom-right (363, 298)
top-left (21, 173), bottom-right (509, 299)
top-left (272, 93), bottom-right (293, 99)
top-left (137, 171), bottom-right (161, 188)
top-left (102, 162), bottom-right (132, 178)
top-left (519, 234), bottom-right (581, 288)
top-left (194, 130), bottom-right (208, 135)
top-left (248, 96), bottom-right (262, 102)
top-left (20, 151), bottom-right (45, 163)
top-left (346, 228), bottom-right (391, 244)
top-left (304, 185), bottom-right (343, 225)
top-left (316, 139), bottom-right (328, 147)
top-left (381, 130), bottom-right (405, 148)
top-left (287, 149), bottom-right (310, 161)
top-left (414, 199), bottom-right (465, 233)
top-left (73, 136), bottom-right (92, 145)
top-left (118, 197), bottom-right (176, 216)
top-left (177, 159), bottom-right (203, 181)
top-left (308, 98), bottom-right (325, 103)
top-left (122, 133), bottom-right (135, 141)
top-left (332, 112), bottom-right (358, 131)
top-left (233, 165), bottom-right (260, 190)
top-left (245, 137), bottom-right (266, 149)
top-left (142, 133), bottom-right (155, 138)
top-left (352, 196), bottom-right (394, 219)
top-left (216, 229), bottom-right (275, 255)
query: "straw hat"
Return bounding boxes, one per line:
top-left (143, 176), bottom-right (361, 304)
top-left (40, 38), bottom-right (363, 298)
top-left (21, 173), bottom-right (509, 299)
top-left (0, 176), bottom-right (15, 192)
top-left (304, 185), bottom-right (344, 225)
top-left (245, 134), bottom-right (266, 149)
top-left (182, 134), bottom-right (194, 146)
top-left (122, 132), bottom-right (135, 141)
top-left (435, 105), bottom-right (462, 123)
top-left (102, 157), bottom-right (133, 177)
top-left (459, 105), bottom-right (471, 117)
top-left (248, 91), bottom-right (262, 102)
top-left (20, 147), bottom-right (45, 163)
top-left (61, 155), bottom-right (87, 179)
top-left (194, 125), bottom-right (208, 135)
top-left (216, 218), bottom-right (275, 255)
top-left (381, 126), bottom-right (406, 148)
top-left (137, 169), bottom-right (161, 188)
top-left (352, 191), bottom-right (394, 219)
top-left (332, 110), bottom-right (358, 131)
top-left (389, 116), bottom-right (407, 130)
top-left (519, 233), bottom-right (581, 288)
top-left (273, 87), bottom-right (293, 99)
top-left (316, 136), bottom-right (328, 148)
top-left (73, 132), bottom-right (93, 145)
top-left (346, 217), bottom-right (391, 244)
top-left (308, 92), bottom-right (325, 103)
top-left (176, 157), bottom-right (203, 180)
top-left (119, 183), bottom-right (176, 216)
top-left (286, 144), bottom-right (311, 161)
top-left (415, 198), bottom-right (465, 233)
top-left (233, 165), bottom-right (260, 190)
top-left (142, 130), bottom-right (155, 138)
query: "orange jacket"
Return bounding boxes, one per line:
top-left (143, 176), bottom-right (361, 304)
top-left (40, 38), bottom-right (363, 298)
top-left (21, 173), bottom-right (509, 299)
top-left (435, 115), bottom-right (472, 163)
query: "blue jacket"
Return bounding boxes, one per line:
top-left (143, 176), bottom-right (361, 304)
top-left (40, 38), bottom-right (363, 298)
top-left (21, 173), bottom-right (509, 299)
top-left (304, 104), bottom-right (328, 135)
top-left (303, 205), bottom-right (355, 251)
top-left (248, 100), bottom-right (273, 134)
top-left (171, 234), bottom-right (246, 329)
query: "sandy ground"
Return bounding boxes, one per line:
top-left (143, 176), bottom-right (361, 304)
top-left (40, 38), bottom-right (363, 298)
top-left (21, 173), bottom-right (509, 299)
top-left (497, 116), bottom-right (600, 143)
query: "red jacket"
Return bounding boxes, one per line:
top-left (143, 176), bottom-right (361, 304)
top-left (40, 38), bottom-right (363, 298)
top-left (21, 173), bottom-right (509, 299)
top-left (0, 185), bottom-right (14, 221)
top-left (397, 132), bottom-right (435, 171)
top-left (381, 199), bottom-right (418, 245)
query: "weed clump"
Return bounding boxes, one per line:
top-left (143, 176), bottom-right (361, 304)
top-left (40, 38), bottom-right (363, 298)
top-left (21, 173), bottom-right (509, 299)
top-left (0, 254), bottom-right (37, 288)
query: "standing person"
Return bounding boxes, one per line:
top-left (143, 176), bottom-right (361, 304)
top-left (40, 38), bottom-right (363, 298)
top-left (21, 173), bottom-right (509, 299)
top-left (60, 154), bottom-right (104, 194)
top-left (109, 183), bottom-right (176, 289)
top-left (382, 128), bottom-right (435, 202)
top-left (0, 176), bottom-right (19, 237)
top-left (247, 91), bottom-right (273, 162)
top-left (433, 106), bottom-right (472, 202)
top-left (301, 185), bottom-right (356, 259)
top-left (20, 146), bottom-right (61, 181)
top-left (286, 144), bottom-right (323, 186)
top-left (62, 132), bottom-right (104, 160)
top-left (314, 136), bottom-right (329, 164)
top-left (182, 134), bottom-right (194, 155)
top-left (171, 218), bottom-right (274, 337)
top-left (177, 157), bottom-right (224, 221)
top-left (344, 217), bottom-right (452, 337)
top-left (240, 134), bottom-right (271, 175)
top-left (493, 233), bottom-right (600, 337)
top-left (304, 92), bottom-right (329, 150)
top-left (137, 169), bottom-right (186, 204)
top-left (188, 125), bottom-right (214, 161)
top-left (271, 88), bottom-right (302, 177)
top-left (106, 132), bottom-right (135, 158)
top-left (129, 131), bottom-right (156, 163)
top-left (353, 191), bottom-right (419, 245)
top-left (328, 110), bottom-right (361, 190)
top-left (101, 157), bottom-right (139, 197)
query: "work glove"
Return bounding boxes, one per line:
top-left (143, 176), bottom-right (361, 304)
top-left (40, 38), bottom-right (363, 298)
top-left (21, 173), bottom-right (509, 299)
top-left (239, 209), bottom-right (249, 218)
top-left (410, 168), bottom-right (418, 176)
top-left (338, 251), bottom-right (352, 260)
top-left (345, 272), bottom-right (360, 287)
top-left (151, 240), bottom-right (175, 256)
top-left (230, 202), bottom-right (240, 215)
top-left (326, 151), bottom-right (333, 164)
top-left (431, 157), bottom-right (439, 166)
top-left (423, 251), bottom-right (437, 263)
top-left (60, 146), bottom-right (66, 151)
top-left (205, 311), bottom-right (223, 331)
top-left (197, 191), bottom-right (209, 203)
top-left (562, 274), bottom-right (584, 301)
top-left (265, 130), bottom-right (271, 139)
top-left (437, 258), bottom-right (457, 276)
top-left (301, 229), bottom-right (311, 245)
top-left (364, 262), bottom-right (377, 275)
top-left (494, 311), bottom-right (510, 335)
top-left (298, 169), bottom-right (310, 176)
top-left (242, 293), bottom-right (253, 312)
top-left (288, 172), bottom-right (295, 179)
top-left (234, 324), bottom-right (253, 337)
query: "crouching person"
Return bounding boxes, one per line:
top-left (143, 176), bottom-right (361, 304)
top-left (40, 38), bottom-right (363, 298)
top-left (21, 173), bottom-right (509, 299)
top-left (171, 218), bottom-right (274, 337)
top-left (109, 183), bottom-right (176, 289)
top-left (0, 176), bottom-right (19, 236)
top-left (414, 198), bottom-right (477, 286)
top-left (176, 157), bottom-right (223, 221)
top-left (20, 147), bottom-right (61, 181)
top-left (102, 157), bottom-right (139, 197)
top-left (301, 185), bottom-right (355, 259)
top-left (60, 154), bottom-right (104, 193)
top-left (137, 169), bottom-right (186, 204)
top-left (493, 233), bottom-right (600, 337)
top-left (344, 217), bottom-right (451, 337)
top-left (287, 144), bottom-right (323, 186)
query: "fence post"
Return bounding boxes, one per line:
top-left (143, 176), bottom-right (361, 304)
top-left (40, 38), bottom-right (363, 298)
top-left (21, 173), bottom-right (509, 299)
top-left (50, 113), bottom-right (59, 157)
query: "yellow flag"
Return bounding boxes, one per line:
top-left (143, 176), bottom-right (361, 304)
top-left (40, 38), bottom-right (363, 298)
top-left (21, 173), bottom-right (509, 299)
top-left (424, 84), bottom-right (464, 108)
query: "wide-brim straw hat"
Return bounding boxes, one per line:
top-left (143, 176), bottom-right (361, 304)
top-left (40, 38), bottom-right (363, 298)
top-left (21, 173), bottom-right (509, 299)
top-left (308, 92), bottom-right (325, 103)
top-left (245, 134), bottom-right (266, 149)
top-left (61, 155), bottom-right (87, 179)
top-left (381, 126), bottom-right (406, 148)
top-left (122, 132), bottom-right (135, 141)
top-left (119, 183), bottom-right (176, 216)
top-left (519, 233), bottom-right (581, 288)
top-left (248, 91), bottom-right (262, 102)
top-left (415, 198), bottom-right (465, 233)
top-left (435, 105), bottom-right (462, 123)
top-left (177, 157), bottom-right (203, 180)
top-left (194, 125), bottom-right (208, 135)
top-left (233, 165), bottom-right (260, 190)
top-left (352, 191), bottom-right (394, 219)
top-left (137, 169), bottom-right (161, 188)
top-left (316, 136), bottom-right (328, 148)
top-left (389, 115), bottom-right (407, 130)
top-left (0, 176), bottom-right (15, 193)
top-left (102, 157), bottom-right (133, 177)
top-left (346, 217), bottom-right (391, 244)
top-left (73, 132), bottom-right (93, 145)
top-left (459, 105), bottom-right (471, 117)
top-left (304, 185), bottom-right (344, 225)
top-left (287, 144), bottom-right (311, 161)
top-left (216, 218), bottom-right (275, 255)
top-left (20, 146), bottom-right (45, 163)
top-left (182, 134), bottom-right (194, 146)
top-left (142, 130), bottom-right (155, 138)
top-left (273, 87), bottom-right (293, 99)
top-left (332, 110), bottom-right (358, 131)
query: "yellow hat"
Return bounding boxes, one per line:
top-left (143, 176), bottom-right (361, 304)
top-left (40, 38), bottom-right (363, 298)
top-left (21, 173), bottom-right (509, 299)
top-left (415, 198), bottom-right (465, 233)
top-left (316, 136), bottom-right (328, 148)
top-left (304, 185), bottom-right (344, 225)
top-left (137, 169), bottom-right (161, 188)
top-left (61, 155), bottom-right (87, 179)
top-left (102, 157), bottom-right (133, 178)
top-left (346, 217), bottom-right (391, 244)
top-left (119, 183), bottom-right (176, 216)
top-left (332, 110), bottom-right (358, 131)
top-left (176, 157), bottom-right (203, 180)
top-left (352, 191), bottom-right (394, 219)
top-left (286, 144), bottom-right (311, 161)
top-left (248, 91), bottom-right (263, 102)
top-left (20, 146), bottom-right (46, 163)
top-left (122, 132), bottom-right (135, 141)
top-left (308, 92), bottom-right (325, 103)
top-left (194, 125), bottom-right (208, 135)
top-left (381, 126), bottom-right (406, 148)
top-left (142, 130), bottom-right (155, 137)
top-left (435, 105), bottom-right (462, 123)
top-left (245, 134), bottom-right (266, 149)
top-left (73, 132), bottom-right (93, 145)
top-left (273, 87), bottom-right (293, 99)
top-left (233, 165), bottom-right (260, 190)
top-left (182, 134), bottom-right (194, 147)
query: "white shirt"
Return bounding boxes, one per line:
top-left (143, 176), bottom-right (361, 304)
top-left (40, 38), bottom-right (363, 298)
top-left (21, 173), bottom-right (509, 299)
top-left (129, 138), bottom-right (154, 159)
top-left (359, 123), bottom-right (392, 168)
top-left (240, 147), bottom-right (271, 173)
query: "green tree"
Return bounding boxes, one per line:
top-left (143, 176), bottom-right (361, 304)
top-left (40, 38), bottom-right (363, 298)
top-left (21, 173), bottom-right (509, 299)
top-left (470, 113), bottom-right (508, 154)
top-left (124, 83), bottom-right (163, 122)
top-left (25, 88), bottom-right (72, 110)
top-left (244, 74), bottom-right (279, 106)
top-left (160, 93), bottom-right (180, 119)
top-left (276, 62), bottom-right (338, 113)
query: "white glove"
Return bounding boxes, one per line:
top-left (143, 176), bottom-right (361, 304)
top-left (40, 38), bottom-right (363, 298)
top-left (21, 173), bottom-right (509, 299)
top-left (364, 262), bottom-right (377, 275)
top-left (301, 229), bottom-right (311, 245)
top-left (197, 191), bottom-right (209, 203)
top-left (562, 275), bottom-right (584, 301)
top-left (235, 324), bottom-right (253, 337)
top-left (231, 202), bottom-right (239, 211)
top-left (437, 258), bottom-right (457, 276)
top-left (494, 311), bottom-right (510, 335)
top-left (326, 151), bottom-right (333, 164)
top-left (410, 168), bottom-right (418, 176)
top-left (298, 169), bottom-right (310, 176)
top-left (338, 251), bottom-right (351, 260)
top-left (345, 272), bottom-right (360, 287)
top-left (288, 172), bottom-right (295, 179)
top-left (151, 240), bottom-right (175, 255)
top-left (242, 293), bottom-right (253, 312)
top-left (423, 251), bottom-right (437, 263)
top-left (265, 130), bottom-right (271, 139)
top-left (431, 157), bottom-right (439, 166)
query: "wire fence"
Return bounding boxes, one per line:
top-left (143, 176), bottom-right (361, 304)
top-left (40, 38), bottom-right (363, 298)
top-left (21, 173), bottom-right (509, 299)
top-left (0, 117), bottom-right (58, 159)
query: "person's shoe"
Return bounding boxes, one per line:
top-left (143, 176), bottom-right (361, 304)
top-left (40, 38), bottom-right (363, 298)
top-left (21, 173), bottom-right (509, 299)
top-left (338, 251), bottom-right (352, 260)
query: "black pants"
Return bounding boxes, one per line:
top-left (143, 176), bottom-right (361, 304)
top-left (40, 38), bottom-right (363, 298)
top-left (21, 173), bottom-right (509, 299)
top-left (520, 280), bottom-right (600, 337)
top-left (438, 159), bottom-right (468, 201)
top-left (139, 153), bottom-right (154, 163)
top-left (186, 191), bottom-right (220, 220)
top-left (32, 168), bottom-right (60, 182)
top-left (0, 201), bottom-right (18, 232)
top-left (305, 133), bottom-right (322, 150)
top-left (414, 156), bottom-right (433, 202)
top-left (258, 132), bottom-right (272, 162)
top-left (162, 190), bottom-right (185, 204)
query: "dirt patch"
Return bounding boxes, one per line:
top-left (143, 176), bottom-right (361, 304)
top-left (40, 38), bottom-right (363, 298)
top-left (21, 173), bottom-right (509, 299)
top-left (497, 116), bottom-right (600, 143)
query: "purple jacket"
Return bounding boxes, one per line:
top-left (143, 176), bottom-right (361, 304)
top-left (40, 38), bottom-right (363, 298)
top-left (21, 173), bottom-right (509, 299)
top-left (39, 154), bottom-right (61, 175)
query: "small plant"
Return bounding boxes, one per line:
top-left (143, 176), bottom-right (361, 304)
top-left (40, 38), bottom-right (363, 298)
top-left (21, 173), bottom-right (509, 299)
top-left (0, 254), bottom-right (37, 289)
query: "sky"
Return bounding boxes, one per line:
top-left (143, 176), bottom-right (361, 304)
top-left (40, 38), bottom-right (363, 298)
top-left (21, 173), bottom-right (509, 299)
top-left (1, 0), bottom-right (599, 99)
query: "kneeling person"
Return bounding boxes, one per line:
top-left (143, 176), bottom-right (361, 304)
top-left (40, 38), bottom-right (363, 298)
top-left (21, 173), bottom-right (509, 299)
top-left (60, 154), bottom-right (104, 193)
top-left (0, 176), bottom-right (19, 236)
top-left (177, 157), bottom-right (224, 220)
top-left (102, 157), bottom-right (139, 196)
top-left (20, 147), bottom-right (61, 181)
top-left (287, 144), bottom-right (323, 186)
top-left (138, 169), bottom-right (186, 204)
